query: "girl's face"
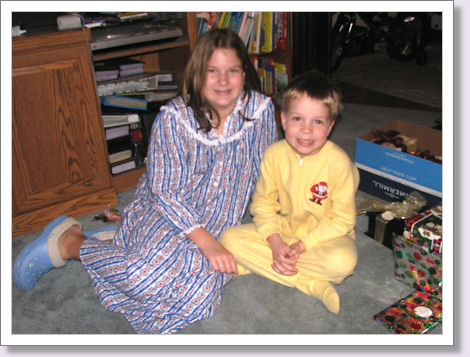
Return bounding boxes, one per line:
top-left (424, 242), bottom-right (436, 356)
top-left (201, 48), bottom-right (245, 120)
top-left (281, 94), bottom-right (335, 158)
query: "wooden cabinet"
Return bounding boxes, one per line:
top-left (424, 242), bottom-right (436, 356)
top-left (12, 29), bottom-right (118, 237)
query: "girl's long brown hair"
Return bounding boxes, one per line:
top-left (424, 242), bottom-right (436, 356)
top-left (182, 28), bottom-right (261, 132)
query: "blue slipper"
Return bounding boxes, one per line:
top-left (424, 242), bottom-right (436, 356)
top-left (13, 216), bottom-right (82, 290)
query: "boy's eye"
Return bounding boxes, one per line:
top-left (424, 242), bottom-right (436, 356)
top-left (315, 119), bottom-right (324, 125)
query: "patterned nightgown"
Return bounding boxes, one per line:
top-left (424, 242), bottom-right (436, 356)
top-left (80, 91), bottom-right (277, 334)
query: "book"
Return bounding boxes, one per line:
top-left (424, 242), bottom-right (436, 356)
top-left (228, 12), bottom-right (240, 31)
top-left (107, 58), bottom-right (144, 71)
top-left (241, 12), bottom-right (256, 47)
top-left (94, 64), bottom-right (120, 82)
top-left (261, 12), bottom-right (273, 53)
top-left (102, 95), bottom-right (148, 110)
top-left (110, 158), bottom-right (137, 175)
top-left (97, 58), bottom-right (145, 78)
top-left (144, 90), bottom-right (178, 103)
top-left (97, 72), bottom-right (159, 96)
top-left (237, 12), bottom-right (249, 39)
top-left (154, 71), bottom-right (174, 82)
top-left (83, 14), bottom-right (108, 28)
top-left (222, 12), bottom-right (231, 29)
top-left (119, 67), bottom-right (145, 77)
top-left (153, 81), bottom-right (178, 91)
top-left (105, 124), bottom-right (130, 140)
top-left (102, 113), bottom-right (140, 128)
top-left (117, 12), bottom-right (149, 21)
top-left (373, 290), bottom-right (442, 334)
top-left (249, 12), bottom-right (262, 54)
top-left (274, 62), bottom-right (288, 104)
top-left (129, 120), bottom-right (147, 165)
top-left (218, 12), bottom-right (227, 28)
top-left (109, 149), bottom-right (133, 164)
top-left (107, 135), bottom-right (133, 154)
top-left (277, 12), bottom-right (287, 50)
top-left (260, 57), bottom-right (276, 97)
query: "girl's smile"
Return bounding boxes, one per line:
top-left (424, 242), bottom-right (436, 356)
top-left (201, 48), bottom-right (245, 126)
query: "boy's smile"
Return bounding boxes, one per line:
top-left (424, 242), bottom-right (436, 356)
top-left (281, 94), bottom-right (335, 158)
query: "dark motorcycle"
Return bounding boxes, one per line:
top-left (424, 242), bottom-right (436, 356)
top-left (329, 12), bottom-right (429, 73)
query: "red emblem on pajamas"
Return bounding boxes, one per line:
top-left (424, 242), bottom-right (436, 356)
top-left (310, 182), bottom-right (328, 205)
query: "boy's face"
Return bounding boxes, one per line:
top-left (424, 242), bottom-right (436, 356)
top-left (281, 94), bottom-right (335, 158)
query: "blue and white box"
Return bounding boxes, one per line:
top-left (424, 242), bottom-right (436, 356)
top-left (355, 120), bottom-right (442, 205)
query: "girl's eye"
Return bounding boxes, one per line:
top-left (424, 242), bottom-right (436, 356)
top-left (292, 116), bottom-right (301, 121)
top-left (230, 68), bottom-right (240, 73)
top-left (207, 68), bottom-right (216, 73)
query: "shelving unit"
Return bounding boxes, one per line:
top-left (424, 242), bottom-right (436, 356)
top-left (89, 14), bottom-right (199, 192)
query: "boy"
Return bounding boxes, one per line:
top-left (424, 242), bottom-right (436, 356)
top-left (221, 70), bottom-right (359, 314)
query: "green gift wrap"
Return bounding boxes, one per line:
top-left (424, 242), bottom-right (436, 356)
top-left (392, 234), bottom-right (442, 299)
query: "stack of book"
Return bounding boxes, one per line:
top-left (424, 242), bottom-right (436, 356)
top-left (251, 56), bottom-right (288, 105)
top-left (95, 58), bottom-right (145, 83)
top-left (101, 102), bottom-right (169, 174)
top-left (98, 71), bottom-right (178, 111)
top-left (196, 12), bottom-right (287, 55)
top-left (196, 12), bottom-right (288, 104)
top-left (94, 58), bottom-right (180, 174)
top-left (103, 112), bottom-right (139, 175)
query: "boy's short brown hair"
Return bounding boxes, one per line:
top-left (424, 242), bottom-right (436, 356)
top-left (281, 69), bottom-right (343, 121)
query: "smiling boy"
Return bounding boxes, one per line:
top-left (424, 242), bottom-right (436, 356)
top-left (221, 70), bottom-right (359, 314)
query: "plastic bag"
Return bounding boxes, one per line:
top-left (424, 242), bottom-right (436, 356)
top-left (356, 191), bottom-right (427, 219)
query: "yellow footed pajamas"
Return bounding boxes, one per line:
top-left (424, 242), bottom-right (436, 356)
top-left (223, 140), bottom-right (360, 314)
top-left (221, 224), bottom-right (358, 314)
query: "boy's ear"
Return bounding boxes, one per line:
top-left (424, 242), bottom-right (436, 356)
top-left (280, 111), bottom-right (287, 131)
top-left (327, 119), bottom-right (336, 136)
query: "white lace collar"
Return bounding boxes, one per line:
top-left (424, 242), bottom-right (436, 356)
top-left (163, 93), bottom-right (270, 146)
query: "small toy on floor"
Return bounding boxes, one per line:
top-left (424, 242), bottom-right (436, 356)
top-left (93, 208), bottom-right (121, 222)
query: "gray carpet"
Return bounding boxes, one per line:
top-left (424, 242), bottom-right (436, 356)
top-left (10, 102), bottom-right (442, 335)
top-left (333, 41), bottom-right (442, 110)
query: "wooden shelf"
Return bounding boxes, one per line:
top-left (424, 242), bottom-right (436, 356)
top-left (111, 166), bottom-right (146, 193)
top-left (92, 37), bottom-right (190, 62)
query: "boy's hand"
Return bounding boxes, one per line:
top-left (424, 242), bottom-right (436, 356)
top-left (288, 241), bottom-right (306, 260)
top-left (267, 234), bottom-right (298, 275)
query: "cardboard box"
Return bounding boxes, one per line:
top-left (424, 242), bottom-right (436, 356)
top-left (365, 212), bottom-right (405, 249)
top-left (355, 120), bottom-right (442, 206)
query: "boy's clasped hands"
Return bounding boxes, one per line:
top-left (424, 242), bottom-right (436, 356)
top-left (267, 234), bottom-right (306, 276)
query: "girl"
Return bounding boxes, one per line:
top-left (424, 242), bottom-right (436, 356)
top-left (13, 28), bottom-right (277, 334)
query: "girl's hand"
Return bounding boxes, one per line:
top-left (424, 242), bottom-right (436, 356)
top-left (199, 239), bottom-right (239, 274)
top-left (187, 227), bottom-right (238, 274)
top-left (267, 234), bottom-right (298, 276)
